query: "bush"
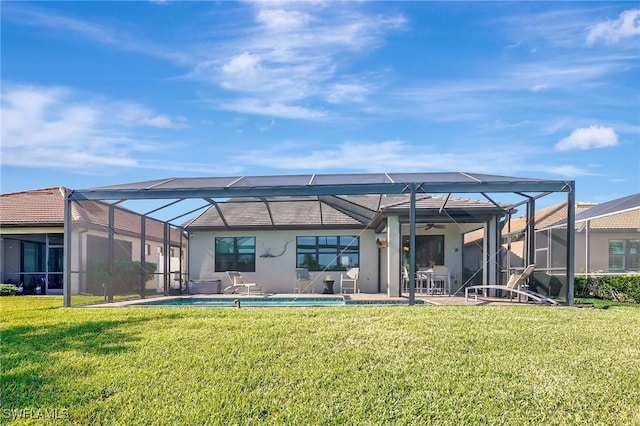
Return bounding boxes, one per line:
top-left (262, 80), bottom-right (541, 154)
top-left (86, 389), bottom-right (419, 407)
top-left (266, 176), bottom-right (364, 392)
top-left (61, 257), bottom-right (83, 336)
top-left (92, 260), bottom-right (157, 294)
top-left (0, 284), bottom-right (19, 296)
top-left (575, 274), bottom-right (640, 303)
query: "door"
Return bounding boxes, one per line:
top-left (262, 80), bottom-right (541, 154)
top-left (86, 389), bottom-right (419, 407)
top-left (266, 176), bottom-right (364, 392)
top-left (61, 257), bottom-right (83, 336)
top-left (402, 235), bottom-right (445, 267)
top-left (47, 247), bottom-right (64, 294)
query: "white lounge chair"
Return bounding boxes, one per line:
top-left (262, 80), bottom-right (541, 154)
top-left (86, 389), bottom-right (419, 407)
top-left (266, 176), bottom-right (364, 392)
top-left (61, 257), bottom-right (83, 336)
top-left (465, 265), bottom-right (557, 305)
top-left (225, 271), bottom-right (263, 295)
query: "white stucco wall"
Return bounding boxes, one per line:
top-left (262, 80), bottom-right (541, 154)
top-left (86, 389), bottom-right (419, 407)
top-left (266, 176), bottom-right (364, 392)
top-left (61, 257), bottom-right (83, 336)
top-left (575, 231), bottom-right (640, 273)
top-left (188, 228), bottom-right (379, 294)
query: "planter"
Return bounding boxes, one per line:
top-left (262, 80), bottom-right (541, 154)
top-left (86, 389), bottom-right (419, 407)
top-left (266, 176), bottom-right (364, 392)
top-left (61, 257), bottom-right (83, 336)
top-left (322, 279), bottom-right (335, 294)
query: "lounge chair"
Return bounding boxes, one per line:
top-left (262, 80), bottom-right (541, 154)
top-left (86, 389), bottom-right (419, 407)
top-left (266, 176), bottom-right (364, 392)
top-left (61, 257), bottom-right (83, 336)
top-left (340, 267), bottom-right (359, 294)
top-left (465, 265), bottom-right (557, 305)
top-left (224, 271), bottom-right (263, 295)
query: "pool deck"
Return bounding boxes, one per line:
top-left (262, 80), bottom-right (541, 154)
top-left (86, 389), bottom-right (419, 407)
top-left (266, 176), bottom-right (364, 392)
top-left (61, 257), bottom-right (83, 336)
top-left (89, 292), bottom-right (552, 307)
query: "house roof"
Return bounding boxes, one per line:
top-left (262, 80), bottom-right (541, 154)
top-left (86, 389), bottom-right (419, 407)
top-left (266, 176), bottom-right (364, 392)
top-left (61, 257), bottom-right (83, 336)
top-left (185, 194), bottom-right (507, 230)
top-left (0, 187), bottom-right (66, 226)
top-left (465, 193), bottom-right (640, 243)
top-left (0, 187), bottom-right (182, 243)
top-left (544, 193), bottom-right (640, 231)
top-left (573, 193), bottom-right (640, 223)
top-left (504, 202), bottom-right (594, 234)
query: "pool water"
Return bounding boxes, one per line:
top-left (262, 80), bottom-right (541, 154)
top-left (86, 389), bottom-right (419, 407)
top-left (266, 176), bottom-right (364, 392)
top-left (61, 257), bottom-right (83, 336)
top-left (132, 296), bottom-right (425, 308)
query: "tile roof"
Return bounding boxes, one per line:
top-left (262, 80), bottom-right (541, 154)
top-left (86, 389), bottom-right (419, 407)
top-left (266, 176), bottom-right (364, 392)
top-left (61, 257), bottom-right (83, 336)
top-left (186, 194), bottom-right (505, 229)
top-left (583, 209), bottom-right (640, 230)
top-left (1, 187), bottom-right (182, 242)
top-left (0, 187), bottom-right (65, 225)
top-left (186, 197), bottom-right (364, 229)
top-left (464, 196), bottom-right (639, 243)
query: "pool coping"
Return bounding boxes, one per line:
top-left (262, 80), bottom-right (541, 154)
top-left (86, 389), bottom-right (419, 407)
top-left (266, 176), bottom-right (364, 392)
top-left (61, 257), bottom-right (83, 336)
top-left (85, 293), bottom-right (422, 308)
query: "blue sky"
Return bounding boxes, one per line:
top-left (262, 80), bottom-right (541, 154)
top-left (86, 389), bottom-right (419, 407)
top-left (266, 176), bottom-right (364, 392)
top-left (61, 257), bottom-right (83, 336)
top-left (1, 1), bottom-right (639, 205)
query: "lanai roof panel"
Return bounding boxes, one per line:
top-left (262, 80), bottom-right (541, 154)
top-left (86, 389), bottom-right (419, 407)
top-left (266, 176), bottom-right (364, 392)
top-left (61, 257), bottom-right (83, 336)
top-left (76, 172), bottom-right (573, 200)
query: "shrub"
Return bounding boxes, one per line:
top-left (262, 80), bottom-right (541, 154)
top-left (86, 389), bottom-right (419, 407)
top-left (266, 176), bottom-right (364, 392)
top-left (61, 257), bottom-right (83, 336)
top-left (0, 284), bottom-right (18, 296)
top-left (92, 260), bottom-right (157, 294)
top-left (575, 274), bottom-right (640, 303)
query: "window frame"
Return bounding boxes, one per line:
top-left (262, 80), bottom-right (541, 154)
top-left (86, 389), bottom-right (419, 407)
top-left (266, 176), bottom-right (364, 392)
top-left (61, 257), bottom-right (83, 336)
top-left (609, 239), bottom-right (640, 272)
top-left (296, 235), bottom-right (359, 272)
top-left (215, 237), bottom-right (256, 272)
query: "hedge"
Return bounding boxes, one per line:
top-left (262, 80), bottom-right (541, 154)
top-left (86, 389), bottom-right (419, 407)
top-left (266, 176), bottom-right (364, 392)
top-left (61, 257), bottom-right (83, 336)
top-left (0, 284), bottom-right (19, 296)
top-left (574, 274), bottom-right (640, 303)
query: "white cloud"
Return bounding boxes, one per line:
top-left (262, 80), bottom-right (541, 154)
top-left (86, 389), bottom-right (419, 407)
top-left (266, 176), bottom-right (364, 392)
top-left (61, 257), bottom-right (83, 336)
top-left (0, 83), bottom-right (188, 169)
top-left (555, 126), bottom-right (618, 151)
top-left (115, 103), bottom-right (189, 129)
top-left (220, 99), bottom-right (327, 120)
top-left (196, 3), bottom-right (406, 118)
top-left (2, 3), bottom-right (190, 64)
top-left (531, 84), bottom-right (551, 92)
top-left (231, 139), bottom-right (580, 178)
top-left (548, 165), bottom-right (595, 177)
top-left (256, 8), bottom-right (311, 31)
top-left (587, 9), bottom-right (640, 45)
top-left (325, 82), bottom-right (372, 104)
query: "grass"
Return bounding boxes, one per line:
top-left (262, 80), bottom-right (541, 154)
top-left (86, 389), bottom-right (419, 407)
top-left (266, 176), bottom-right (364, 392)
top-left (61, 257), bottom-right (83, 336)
top-left (575, 297), bottom-right (640, 310)
top-left (2, 297), bottom-right (640, 425)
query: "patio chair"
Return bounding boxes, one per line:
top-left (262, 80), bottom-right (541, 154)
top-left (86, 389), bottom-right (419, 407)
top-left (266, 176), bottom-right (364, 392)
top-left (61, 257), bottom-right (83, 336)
top-left (340, 267), bottom-right (359, 294)
top-left (465, 265), bottom-right (557, 305)
top-left (432, 265), bottom-right (450, 295)
top-left (224, 271), bottom-right (263, 295)
top-left (294, 268), bottom-right (315, 293)
top-left (417, 267), bottom-right (434, 294)
top-left (402, 267), bottom-right (410, 293)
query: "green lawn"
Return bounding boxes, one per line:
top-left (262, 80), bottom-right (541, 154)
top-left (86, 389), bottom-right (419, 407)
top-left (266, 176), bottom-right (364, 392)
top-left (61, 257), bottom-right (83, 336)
top-left (2, 297), bottom-right (640, 425)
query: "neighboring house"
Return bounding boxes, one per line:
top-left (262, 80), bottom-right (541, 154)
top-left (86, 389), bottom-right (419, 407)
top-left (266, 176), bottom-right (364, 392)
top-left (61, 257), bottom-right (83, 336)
top-left (0, 187), bottom-right (185, 295)
top-left (184, 194), bottom-right (507, 295)
top-left (547, 193), bottom-right (640, 274)
top-left (464, 193), bottom-right (640, 283)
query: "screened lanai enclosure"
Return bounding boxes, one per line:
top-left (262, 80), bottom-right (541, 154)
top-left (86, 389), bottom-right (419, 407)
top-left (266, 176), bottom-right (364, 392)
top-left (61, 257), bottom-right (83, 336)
top-left (63, 172), bottom-right (576, 306)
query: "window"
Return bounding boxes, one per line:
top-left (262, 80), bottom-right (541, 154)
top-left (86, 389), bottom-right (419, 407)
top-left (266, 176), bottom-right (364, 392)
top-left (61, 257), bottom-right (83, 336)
top-left (22, 241), bottom-right (45, 273)
top-left (296, 236), bottom-right (359, 271)
top-left (145, 244), bottom-right (151, 256)
top-left (402, 235), bottom-right (444, 266)
top-left (215, 237), bottom-right (256, 272)
top-left (609, 239), bottom-right (640, 272)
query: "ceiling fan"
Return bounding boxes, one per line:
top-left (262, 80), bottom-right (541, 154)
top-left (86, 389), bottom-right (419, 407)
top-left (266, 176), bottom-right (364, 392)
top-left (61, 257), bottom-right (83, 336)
top-left (424, 223), bottom-right (446, 230)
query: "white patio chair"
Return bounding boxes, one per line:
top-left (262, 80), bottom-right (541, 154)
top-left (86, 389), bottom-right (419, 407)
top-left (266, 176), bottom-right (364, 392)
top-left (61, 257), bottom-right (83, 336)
top-left (340, 267), bottom-right (359, 294)
top-left (432, 265), bottom-right (450, 295)
top-left (402, 266), bottom-right (410, 293)
top-left (417, 267), bottom-right (434, 294)
top-left (294, 268), bottom-right (314, 293)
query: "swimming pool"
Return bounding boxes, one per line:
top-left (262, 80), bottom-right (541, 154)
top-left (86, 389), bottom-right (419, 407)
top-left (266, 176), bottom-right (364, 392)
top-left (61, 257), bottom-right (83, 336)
top-left (131, 296), bottom-right (425, 308)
